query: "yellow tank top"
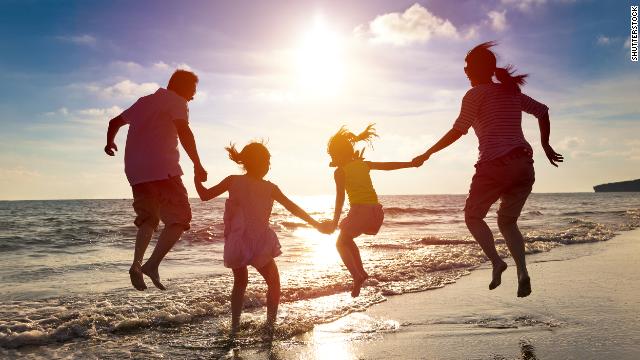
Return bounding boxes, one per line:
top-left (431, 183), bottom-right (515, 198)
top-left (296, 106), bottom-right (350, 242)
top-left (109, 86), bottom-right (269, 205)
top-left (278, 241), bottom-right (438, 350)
top-left (342, 160), bottom-right (379, 205)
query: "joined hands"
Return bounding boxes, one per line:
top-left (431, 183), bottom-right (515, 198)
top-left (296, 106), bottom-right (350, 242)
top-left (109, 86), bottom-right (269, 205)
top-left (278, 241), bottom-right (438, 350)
top-left (316, 220), bottom-right (336, 235)
top-left (411, 152), bottom-right (430, 167)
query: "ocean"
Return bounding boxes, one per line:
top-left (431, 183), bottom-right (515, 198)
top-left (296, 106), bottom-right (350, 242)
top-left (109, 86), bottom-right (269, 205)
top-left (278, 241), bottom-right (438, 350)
top-left (1, 193), bottom-right (639, 358)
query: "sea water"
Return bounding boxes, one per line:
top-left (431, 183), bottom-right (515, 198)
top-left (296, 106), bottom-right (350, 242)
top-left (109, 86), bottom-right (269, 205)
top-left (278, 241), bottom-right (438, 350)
top-left (0, 193), bottom-right (639, 358)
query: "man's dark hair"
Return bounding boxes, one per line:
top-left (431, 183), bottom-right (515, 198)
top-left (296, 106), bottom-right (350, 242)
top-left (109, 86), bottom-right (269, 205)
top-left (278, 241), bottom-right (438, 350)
top-left (167, 69), bottom-right (198, 95)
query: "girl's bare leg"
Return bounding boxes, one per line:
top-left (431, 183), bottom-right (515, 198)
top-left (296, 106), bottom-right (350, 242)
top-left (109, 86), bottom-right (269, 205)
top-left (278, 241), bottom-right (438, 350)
top-left (256, 260), bottom-right (281, 334)
top-left (231, 267), bottom-right (248, 336)
top-left (336, 231), bottom-right (368, 297)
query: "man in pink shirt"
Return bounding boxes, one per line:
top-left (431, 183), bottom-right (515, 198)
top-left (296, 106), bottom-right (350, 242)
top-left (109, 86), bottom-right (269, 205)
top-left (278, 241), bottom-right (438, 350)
top-left (104, 70), bottom-right (207, 291)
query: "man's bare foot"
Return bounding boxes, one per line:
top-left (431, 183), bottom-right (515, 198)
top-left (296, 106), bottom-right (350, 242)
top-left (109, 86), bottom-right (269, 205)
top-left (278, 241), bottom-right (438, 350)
top-left (351, 273), bottom-right (369, 297)
top-left (517, 275), bottom-right (531, 297)
top-left (129, 264), bottom-right (147, 291)
top-left (141, 262), bottom-right (166, 290)
top-left (489, 261), bottom-right (508, 290)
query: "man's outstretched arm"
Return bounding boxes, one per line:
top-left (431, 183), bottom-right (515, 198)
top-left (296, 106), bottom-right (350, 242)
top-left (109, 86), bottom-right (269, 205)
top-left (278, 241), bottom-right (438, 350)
top-left (174, 119), bottom-right (207, 182)
top-left (105, 115), bottom-right (127, 156)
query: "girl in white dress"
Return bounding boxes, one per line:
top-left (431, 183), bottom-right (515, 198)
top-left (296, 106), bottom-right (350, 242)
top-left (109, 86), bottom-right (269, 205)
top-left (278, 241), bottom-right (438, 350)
top-left (195, 142), bottom-right (326, 336)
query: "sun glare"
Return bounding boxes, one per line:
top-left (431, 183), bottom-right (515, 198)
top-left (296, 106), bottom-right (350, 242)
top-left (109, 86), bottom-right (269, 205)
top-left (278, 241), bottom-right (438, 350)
top-left (295, 16), bottom-right (345, 96)
top-left (294, 227), bottom-right (340, 266)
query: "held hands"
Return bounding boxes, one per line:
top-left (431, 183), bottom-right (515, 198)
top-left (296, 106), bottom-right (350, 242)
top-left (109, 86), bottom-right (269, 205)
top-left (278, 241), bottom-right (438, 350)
top-left (411, 152), bottom-right (430, 167)
top-left (104, 142), bottom-right (118, 156)
top-left (542, 143), bottom-right (564, 167)
top-left (316, 220), bottom-right (336, 235)
top-left (194, 163), bottom-right (208, 182)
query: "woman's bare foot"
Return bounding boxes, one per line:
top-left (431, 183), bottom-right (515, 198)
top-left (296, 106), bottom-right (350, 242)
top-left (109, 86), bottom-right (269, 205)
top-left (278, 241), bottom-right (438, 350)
top-left (489, 261), bottom-right (508, 290)
top-left (263, 320), bottom-right (275, 341)
top-left (351, 273), bottom-right (369, 297)
top-left (517, 275), bottom-right (531, 297)
top-left (141, 262), bottom-right (166, 290)
top-left (129, 264), bottom-right (147, 291)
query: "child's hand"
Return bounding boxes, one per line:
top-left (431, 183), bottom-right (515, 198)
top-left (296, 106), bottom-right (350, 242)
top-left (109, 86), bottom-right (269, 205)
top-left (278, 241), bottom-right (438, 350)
top-left (194, 164), bottom-right (208, 182)
top-left (411, 153), bottom-right (429, 167)
top-left (317, 220), bottom-right (336, 234)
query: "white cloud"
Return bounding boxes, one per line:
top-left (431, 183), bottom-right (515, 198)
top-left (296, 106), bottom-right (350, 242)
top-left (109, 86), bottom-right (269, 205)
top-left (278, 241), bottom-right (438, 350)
top-left (488, 10), bottom-right (508, 31)
top-left (596, 35), bottom-right (611, 45)
top-left (0, 166), bottom-right (41, 180)
top-left (110, 61), bottom-right (143, 71)
top-left (501, 0), bottom-right (575, 12)
top-left (41, 106), bottom-right (124, 127)
top-left (558, 136), bottom-right (585, 151)
top-left (93, 80), bottom-right (159, 100)
top-left (355, 3), bottom-right (462, 46)
top-left (501, 0), bottom-right (547, 11)
top-left (76, 106), bottom-right (123, 120)
top-left (44, 107), bottom-right (69, 117)
top-left (624, 36), bottom-right (631, 49)
top-left (153, 61), bottom-right (170, 70)
top-left (56, 34), bottom-right (97, 46)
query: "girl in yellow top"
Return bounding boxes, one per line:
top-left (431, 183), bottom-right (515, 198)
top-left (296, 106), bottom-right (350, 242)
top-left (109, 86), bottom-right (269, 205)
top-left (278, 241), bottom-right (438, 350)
top-left (326, 124), bottom-right (419, 297)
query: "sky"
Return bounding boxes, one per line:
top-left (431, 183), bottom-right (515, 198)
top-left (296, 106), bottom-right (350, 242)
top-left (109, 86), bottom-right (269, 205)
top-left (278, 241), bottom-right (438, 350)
top-left (0, 0), bottom-right (638, 200)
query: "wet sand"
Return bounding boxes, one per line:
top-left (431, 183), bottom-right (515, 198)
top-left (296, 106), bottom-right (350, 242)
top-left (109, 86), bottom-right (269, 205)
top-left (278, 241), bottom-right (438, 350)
top-left (234, 228), bottom-right (640, 359)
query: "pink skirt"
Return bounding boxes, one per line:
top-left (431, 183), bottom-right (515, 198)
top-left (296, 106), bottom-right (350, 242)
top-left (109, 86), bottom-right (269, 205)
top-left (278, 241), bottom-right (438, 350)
top-left (339, 203), bottom-right (384, 237)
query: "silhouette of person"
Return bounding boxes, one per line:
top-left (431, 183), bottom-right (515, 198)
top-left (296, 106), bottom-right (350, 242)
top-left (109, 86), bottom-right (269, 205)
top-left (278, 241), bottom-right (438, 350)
top-left (104, 69), bottom-right (207, 291)
top-left (413, 42), bottom-right (563, 297)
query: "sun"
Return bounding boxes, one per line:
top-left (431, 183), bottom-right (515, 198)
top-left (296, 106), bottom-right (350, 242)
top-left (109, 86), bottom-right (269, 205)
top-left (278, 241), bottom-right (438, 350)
top-left (295, 16), bottom-right (345, 96)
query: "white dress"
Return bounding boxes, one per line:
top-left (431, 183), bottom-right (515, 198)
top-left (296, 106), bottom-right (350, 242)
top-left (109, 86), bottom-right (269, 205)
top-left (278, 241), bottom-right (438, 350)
top-left (223, 175), bottom-right (281, 269)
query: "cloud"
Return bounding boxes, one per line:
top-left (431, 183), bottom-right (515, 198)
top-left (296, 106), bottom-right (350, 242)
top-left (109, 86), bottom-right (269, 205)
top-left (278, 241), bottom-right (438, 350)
top-left (0, 166), bottom-right (41, 180)
top-left (88, 80), bottom-right (160, 100)
top-left (56, 34), bottom-right (97, 46)
top-left (110, 61), bottom-right (143, 71)
top-left (501, 0), bottom-right (575, 12)
top-left (488, 10), bottom-right (508, 31)
top-left (44, 107), bottom-right (69, 117)
top-left (355, 3), bottom-right (466, 46)
top-left (153, 61), bottom-right (170, 70)
top-left (596, 35), bottom-right (611, 45)
top-left (75, 106), bottom-right (123, 122)
top-left (558, 136), bottom-right (585, 153)
top-left (624, 36), bottom-right (631, 49)
top-left (41, 106), bottom-right (124, 127)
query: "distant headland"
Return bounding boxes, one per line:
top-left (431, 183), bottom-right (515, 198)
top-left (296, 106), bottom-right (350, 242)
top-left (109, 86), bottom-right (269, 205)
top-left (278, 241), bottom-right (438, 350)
top-left (593, 179), bottom-right (640, 192)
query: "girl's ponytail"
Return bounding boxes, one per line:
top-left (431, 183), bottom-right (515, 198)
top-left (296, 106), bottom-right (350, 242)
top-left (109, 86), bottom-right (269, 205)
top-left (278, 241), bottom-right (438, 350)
top-left (327, 124), bottom-right (378, 166)
top-left (494, 65), bottom-right (528, 93)
top-left (353, 124), bottom-right (378, 144)
top-left (225, 143), bottom-right (243, 165)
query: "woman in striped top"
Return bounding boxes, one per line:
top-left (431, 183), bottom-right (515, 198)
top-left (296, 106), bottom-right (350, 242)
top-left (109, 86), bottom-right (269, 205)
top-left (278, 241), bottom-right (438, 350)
top-left (413, 42), bottom-right (563, 298)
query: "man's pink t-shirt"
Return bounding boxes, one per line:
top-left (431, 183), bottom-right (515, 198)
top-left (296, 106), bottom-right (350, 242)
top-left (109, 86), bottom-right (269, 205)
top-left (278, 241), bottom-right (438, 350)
top-left (121, 88), bottom-right (188, 186)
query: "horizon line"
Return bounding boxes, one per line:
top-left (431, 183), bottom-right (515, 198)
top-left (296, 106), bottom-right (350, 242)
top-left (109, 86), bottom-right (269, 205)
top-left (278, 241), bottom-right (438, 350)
top-left (0, 191), bottom-right (607, 202)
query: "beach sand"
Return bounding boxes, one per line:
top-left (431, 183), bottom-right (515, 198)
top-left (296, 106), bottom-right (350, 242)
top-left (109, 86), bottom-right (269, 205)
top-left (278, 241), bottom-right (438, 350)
top-left (234, 229), bottom-right (640, 359)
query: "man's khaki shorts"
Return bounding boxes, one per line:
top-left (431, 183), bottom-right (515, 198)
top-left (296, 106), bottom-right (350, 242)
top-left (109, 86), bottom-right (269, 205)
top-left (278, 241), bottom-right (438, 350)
top-left (464, 148), bottom-right (535, 220)
top-left (131, 176), bottom-right (192, 230)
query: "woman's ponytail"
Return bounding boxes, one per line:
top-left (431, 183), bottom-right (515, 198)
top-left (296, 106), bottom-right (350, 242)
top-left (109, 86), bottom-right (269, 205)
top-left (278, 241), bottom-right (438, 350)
top-left (494, 65), bottom-right (528, 93)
